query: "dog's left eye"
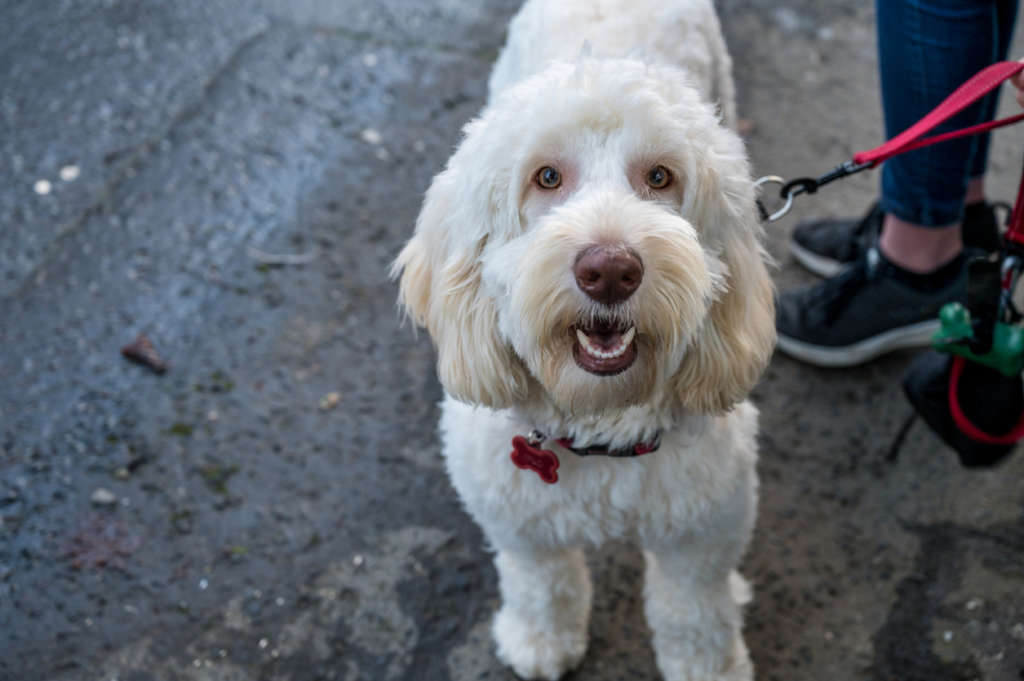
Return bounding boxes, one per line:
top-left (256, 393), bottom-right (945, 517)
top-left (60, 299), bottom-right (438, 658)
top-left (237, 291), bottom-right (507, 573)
top-left (646, 165), bottom-right (673, 189)
top-left (535, 166), bottom-right (562, 189)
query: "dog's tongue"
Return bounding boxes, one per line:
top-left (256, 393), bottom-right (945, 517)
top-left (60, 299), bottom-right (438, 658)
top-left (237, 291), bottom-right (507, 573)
top-left (588, 327), bottom-right (625, 350)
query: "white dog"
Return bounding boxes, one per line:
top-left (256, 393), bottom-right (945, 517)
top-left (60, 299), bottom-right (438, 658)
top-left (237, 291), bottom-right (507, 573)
top-left (393, 1), bottom-right (775, 679)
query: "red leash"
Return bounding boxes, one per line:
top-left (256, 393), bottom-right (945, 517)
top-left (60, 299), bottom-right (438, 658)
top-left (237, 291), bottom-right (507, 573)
top-left (758, 61), bottom-right (1024, 225)
top-left (852, 61), bottom-right (1024, 173)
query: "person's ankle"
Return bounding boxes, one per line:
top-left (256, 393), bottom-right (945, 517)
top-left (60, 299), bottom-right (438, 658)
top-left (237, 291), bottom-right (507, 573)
top-left (878, 214), bottom-right (963, 274)
top-left (965, 176), bottom-right (985, 206)
top-left (877, 246), bottom-right (966, 292)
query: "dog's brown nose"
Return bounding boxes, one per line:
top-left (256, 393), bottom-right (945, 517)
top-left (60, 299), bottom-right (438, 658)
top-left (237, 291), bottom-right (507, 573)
top-left (573, 245), bottom-right (643, 304)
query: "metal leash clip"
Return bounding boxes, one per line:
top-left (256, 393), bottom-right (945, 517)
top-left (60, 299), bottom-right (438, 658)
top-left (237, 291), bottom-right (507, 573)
top-left (756, 160), bottom-right (873, 223)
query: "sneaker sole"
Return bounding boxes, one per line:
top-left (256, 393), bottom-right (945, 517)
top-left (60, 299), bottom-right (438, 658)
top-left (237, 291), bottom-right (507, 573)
top-left (789, 241), bottom-right (845, 278)
top-left (776, 319), bottom-right (940, 368)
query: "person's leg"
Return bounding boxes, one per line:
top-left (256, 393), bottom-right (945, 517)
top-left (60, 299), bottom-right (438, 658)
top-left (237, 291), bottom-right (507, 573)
top-left (877, 0), bottom-right (1014, 271)
top-left (776, 0), bottom-right (1017, 367)
top-left (877, 0), bottom-right (1008, 227)
top-left (787, 0), bottom-right (1017, 278)
top-left (878, 215), bottom-right (961, 273)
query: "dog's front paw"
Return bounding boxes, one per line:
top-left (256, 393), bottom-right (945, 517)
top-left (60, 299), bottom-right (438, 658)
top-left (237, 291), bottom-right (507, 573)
top-left (656, 635), bottom-right (753, 681)
top-left (492, 607), bottom-right (587, 680)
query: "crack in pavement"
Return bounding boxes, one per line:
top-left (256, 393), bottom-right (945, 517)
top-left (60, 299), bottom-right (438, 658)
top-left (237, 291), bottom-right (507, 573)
top-left (2, 19), bottom-right (272, 303)
top-left (871, 520), bottom-right (1024, 681)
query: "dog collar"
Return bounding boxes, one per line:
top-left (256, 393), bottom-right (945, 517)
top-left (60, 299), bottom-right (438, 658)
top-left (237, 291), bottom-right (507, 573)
top-left (509, 429), bottom-right (662, 484)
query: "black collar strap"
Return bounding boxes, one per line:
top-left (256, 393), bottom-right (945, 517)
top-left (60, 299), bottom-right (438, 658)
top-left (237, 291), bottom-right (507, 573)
top-left (531, 429), bottom-right (662, 458)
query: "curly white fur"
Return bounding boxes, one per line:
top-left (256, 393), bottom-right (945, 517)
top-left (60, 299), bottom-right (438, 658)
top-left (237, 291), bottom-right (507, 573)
top-left (392, 1), bottom-right (775, 679)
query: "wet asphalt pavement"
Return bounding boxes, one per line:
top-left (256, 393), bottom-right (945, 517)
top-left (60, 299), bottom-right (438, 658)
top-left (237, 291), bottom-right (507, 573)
top-left (2, 1), bottom-right (1024, 680)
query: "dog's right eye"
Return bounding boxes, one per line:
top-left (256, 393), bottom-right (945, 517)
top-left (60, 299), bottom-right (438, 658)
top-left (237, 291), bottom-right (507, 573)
top-left (535, 166), bottom-right (562, 189)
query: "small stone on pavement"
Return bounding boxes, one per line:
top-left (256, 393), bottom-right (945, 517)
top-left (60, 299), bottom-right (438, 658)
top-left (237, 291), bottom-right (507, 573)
top-left (91, 488), bottom-right (118, 506)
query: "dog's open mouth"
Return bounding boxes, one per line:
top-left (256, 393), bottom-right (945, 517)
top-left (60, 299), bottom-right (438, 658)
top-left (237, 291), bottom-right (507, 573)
top-left (571, 321), bottom-right (637, 375)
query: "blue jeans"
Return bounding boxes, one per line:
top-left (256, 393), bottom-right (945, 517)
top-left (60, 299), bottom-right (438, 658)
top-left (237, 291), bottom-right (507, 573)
top-left (877, 0), bottom-right (1019, 226)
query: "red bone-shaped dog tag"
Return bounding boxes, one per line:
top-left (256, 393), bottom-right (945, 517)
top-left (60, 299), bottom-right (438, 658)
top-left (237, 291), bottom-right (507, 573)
top-left (510, 435), bottom-right (560, 484)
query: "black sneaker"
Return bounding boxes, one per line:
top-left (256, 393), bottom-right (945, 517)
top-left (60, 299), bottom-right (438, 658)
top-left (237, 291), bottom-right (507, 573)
top-left (790, 201), bottom-right (1005, 277)
top-left (775, 247), bottom-right (967, 367)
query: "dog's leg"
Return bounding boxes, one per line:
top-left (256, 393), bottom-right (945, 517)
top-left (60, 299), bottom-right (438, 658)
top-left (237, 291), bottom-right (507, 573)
top-left (643, 550), bottom-right (753, 681)
top-left (491, 547), bottom-right (592, 681)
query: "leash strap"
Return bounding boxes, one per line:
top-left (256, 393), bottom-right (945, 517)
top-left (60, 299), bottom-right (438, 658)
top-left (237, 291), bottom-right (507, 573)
top-left (851, 61), bottom-right (1024, 166)
top-left (853, 60), bottom-right (1024, 167)
top-left (855, 60), bottom-right (1024, 248)
top-left (758, 61), bottom-right (1024, 222)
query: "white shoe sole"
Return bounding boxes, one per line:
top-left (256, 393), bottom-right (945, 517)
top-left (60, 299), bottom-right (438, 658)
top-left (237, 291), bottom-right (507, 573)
top-left (789, 241), bottom-right (845, 278)
top-left (776, 319), bottom-right (940, 368)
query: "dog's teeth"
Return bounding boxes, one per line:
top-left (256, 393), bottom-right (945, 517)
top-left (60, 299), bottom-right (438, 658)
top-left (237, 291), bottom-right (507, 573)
top-left (576, 328), bottom-right (591, 350)
top-left (576, 326), bottom-right (635, 360)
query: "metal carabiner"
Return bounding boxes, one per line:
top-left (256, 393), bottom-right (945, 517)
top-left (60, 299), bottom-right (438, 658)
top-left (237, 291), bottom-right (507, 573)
top-left (755, 161), bottom-right (873, 223)
top-left (754, 175), bottom-right (793, 222)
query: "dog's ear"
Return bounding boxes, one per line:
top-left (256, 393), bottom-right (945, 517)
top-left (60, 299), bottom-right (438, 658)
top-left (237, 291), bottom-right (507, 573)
top-left (392, 162), bottom-right (531, 408)
top-left (673, 164), bottom-right (776, 414)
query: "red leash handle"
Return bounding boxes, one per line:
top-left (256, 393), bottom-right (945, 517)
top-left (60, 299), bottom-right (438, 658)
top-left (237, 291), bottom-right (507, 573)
top-left (948, 356), bottom-right (1024, 444)
top-left (853, 61), bottom-right (1024, 167)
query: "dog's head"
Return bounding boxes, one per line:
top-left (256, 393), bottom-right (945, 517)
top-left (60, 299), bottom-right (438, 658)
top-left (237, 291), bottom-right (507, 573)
top-left (393, 59), bottom-right (775, 416)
